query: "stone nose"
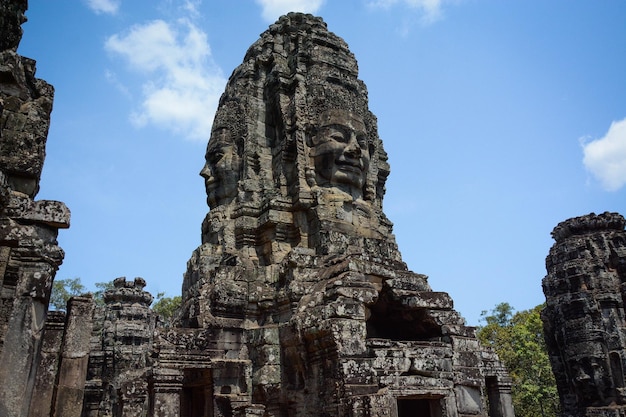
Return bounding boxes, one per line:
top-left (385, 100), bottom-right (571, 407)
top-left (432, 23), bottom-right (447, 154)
top-left (344, 133), bottom-right (362, 156)
top-left (200, 164), bottom-right (211, 179)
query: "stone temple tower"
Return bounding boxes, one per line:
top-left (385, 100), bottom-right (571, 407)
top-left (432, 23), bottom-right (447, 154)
top-left (165, 12), bottom-right (515, 417)
top-left (1, 6), bottom-right (517, 416)
top-left (542, 212), bottom-right (626, 417)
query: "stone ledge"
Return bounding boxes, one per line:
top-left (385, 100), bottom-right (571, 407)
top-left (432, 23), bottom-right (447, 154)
top-left (4, 192), bottom-right (70, 228)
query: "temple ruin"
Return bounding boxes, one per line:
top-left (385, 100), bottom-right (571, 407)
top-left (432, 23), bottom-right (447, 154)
top-left (0, 1), bottom-right (70, 416)
top-left (543, 212), bottom-right (626, 417)
top-left (0, 4), bottom-right (518, 416)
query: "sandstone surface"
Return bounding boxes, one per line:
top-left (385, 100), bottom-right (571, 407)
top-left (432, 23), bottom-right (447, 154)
top-left (543, 212), bottom-right (626, 417)
top-left (0, 1), bottom-right (70, 416)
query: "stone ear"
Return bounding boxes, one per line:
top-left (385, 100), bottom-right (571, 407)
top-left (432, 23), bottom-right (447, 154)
top-left (305, 125), bottom-right (317, 147)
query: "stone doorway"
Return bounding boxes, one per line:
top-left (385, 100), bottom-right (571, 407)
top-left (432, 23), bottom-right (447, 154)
top-left (181, 369), bottom-right (213, 417)
top-left (397, 398), bottom-right (442, 417)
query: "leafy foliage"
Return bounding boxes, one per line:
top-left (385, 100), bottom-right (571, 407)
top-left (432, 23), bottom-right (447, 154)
top-left (51, 278), bottom-right (181, 324)
top-left (50, 277), bottom-right (86, 310)
top-left (50, 278), bottom-right (114, 309)
top-left (152, 292), bottom-right (182, 324)
top-left (93, 280), bottom-right (115, 305)
top-left (477, 303), bottom-right (559, 417)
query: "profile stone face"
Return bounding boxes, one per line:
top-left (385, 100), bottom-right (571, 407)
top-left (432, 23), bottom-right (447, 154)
top-left (200, 129), bottom-right (241, 208)
top-left (199, 103), bottom-right (242, 209)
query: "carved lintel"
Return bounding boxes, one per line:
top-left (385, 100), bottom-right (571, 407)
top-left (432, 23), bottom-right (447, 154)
top-left (4, 192), bottom-right (70, 228)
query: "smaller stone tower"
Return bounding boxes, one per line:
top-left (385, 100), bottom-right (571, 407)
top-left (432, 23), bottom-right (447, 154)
top-left (542, 212), bottom-right (626, 417)
top-left (83, 277), bottom-right (156, 416)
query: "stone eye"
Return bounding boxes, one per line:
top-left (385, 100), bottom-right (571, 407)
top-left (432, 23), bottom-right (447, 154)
top-left (330, 131), bottom-right (347, 142)
top-left (208, 149), bottom-right (225, 164)
top-left (357, 134), bottom-right (367, 149)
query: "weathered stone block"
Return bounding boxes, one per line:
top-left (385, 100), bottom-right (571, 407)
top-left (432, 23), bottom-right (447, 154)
top-left (455, 385), bottom-right (483, 414)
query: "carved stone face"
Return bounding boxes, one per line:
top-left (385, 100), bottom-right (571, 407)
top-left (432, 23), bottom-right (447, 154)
top-left (569, 355), bottom-right (612, 406)
top-left (200, 126), bottom-right (241, 209)
top-left (310, 110), bottom-right (370, 197)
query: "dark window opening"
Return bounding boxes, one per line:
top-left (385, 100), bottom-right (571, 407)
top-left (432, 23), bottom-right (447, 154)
top-left (397, 398), bottom-right (441, 417)
top-left (215, 397), bottom-right (233, 417)
top-left (610, 352), bottom-right (624, 389)
top-left (181, 369), bottom-right (213, 417)
top-left (367, 296), bottom-right (442, 341)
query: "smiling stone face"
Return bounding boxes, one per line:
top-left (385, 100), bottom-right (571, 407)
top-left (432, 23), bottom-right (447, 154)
top-left (309, 109), bottom-right (370, 198)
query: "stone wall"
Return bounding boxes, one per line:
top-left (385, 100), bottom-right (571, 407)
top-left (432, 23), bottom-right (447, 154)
top-left (0, 1), bottom-right (70, 416)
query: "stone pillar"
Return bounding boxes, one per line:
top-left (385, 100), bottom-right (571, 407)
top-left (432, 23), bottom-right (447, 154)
top-left (0, 262), bottom-right (64, 417)
top-left (28, 310), bottom-right (66, 417)
top-left (0, 244), bottom-right (14, 351)
top-left (150, 368), bottom-right (183, 417)
top-left (486, 376), bottom-right (515, 417)
top-left (52, 295), bottom-right (95, 417)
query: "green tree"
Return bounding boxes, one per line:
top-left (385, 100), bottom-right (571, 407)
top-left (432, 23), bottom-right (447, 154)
top-left (93, 280), bottom-right (115, 305)
top-left (50, 277), bottom-right (86, 310)
top-left (477, 303), bottom-right (559, 417)
top-left (152, 292), bottom-right (182, 324)
top-left (481, 302), bottom-right (514, 327)
top-left (50, 278), bottom-right (116, 310)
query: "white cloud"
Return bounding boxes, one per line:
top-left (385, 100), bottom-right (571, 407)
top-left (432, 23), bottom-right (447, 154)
top-left (255, 0), bottom-right (325, 22)
top-left (582, 118), bottom-right (626, 191)
top-left (105, 19), bottom-right (226, 141)
top-left (85, 0), bottom-right (120, 15)
top-left (368, 0), bottom-right (444, 25)
top-left (104, 69), bottom-right (131, 99)
top-left (180, 0), bottom-right (202, 18)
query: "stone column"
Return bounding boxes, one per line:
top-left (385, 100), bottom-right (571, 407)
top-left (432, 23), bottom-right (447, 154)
top-left (0, 262), bottom-right (63, 417)
top-left (150, 368), bottom-right (183, 417)
top-left (487, 376), bottom-right (515, 417)
top-left (52, 296), bottom-right (95, 417)
top-left (28, 311), bottom-right (66, 417)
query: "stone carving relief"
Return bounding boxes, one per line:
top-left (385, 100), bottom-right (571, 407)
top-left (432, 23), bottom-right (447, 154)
top-left (307, 109), bottom-right (371, 200)
top-left (200, 101), bottom-right (244, 210)
top-left (543, 212), bottom-right (626, 416)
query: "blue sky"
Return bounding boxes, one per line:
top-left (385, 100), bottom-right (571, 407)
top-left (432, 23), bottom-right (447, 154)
top-left (18, 0), bottom-right (626, 325)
